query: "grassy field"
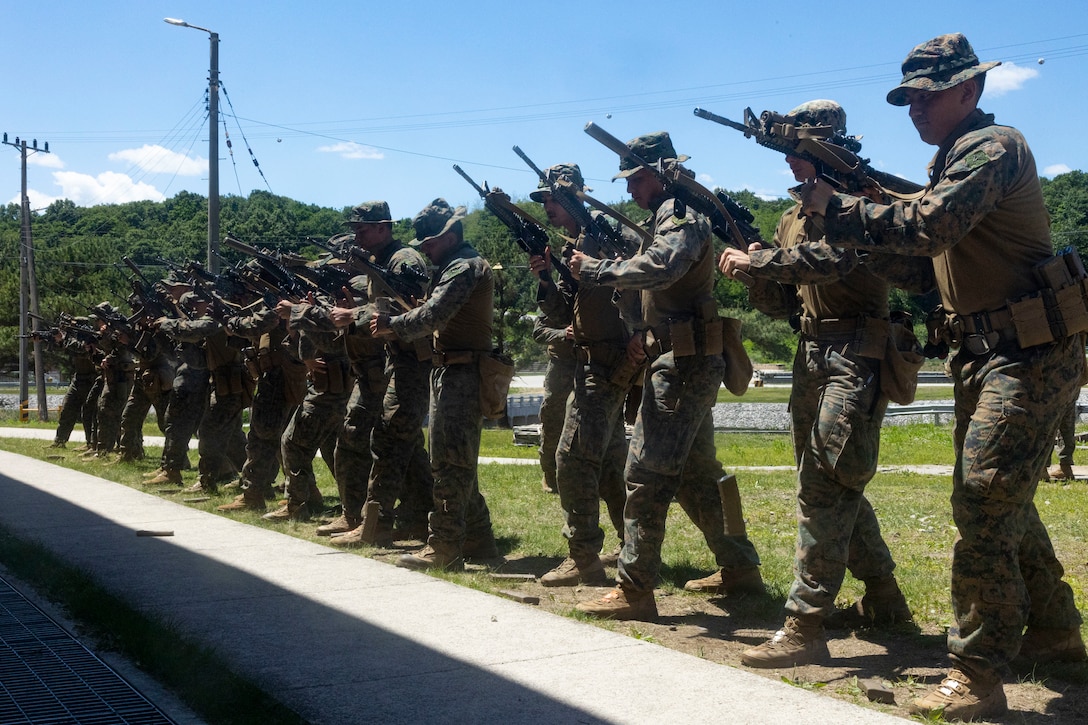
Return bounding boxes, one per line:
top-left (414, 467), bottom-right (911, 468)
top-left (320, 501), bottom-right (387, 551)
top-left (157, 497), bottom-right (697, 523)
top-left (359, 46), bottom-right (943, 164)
top-left (2, 419), bottom-right (1086, 723)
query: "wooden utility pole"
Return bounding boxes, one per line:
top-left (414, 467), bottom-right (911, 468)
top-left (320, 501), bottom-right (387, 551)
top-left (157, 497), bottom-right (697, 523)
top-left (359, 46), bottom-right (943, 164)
top-left (3, 133), bottom-right (51, 420)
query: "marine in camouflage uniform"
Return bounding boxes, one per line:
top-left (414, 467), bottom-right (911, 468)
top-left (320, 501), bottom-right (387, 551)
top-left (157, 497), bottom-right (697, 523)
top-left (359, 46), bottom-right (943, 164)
top-left (84, 305), bottom-right (135, 458)
top-left (117, 319), bottom-right (175, 462)
top-left (149, 294), bottom-right (211, 485)
top-left (374, 199), bottom-right (496, 571)
top-left (50, 324), bottom-right (98, 448)
top-left (218, 302), bottom-right (306, 511)
top-left (802, 34), bottom-right (1086, 720)
top-left (532, 315), bottom-right (575, 494)
top-left (325, 201), bottom-right (434, 547)
top-left (529, 163), bottom-right (631, 586)
top-left (264, 299), bottom-right (353, 521)
top-left (721, 101), bottom-right (930, 669)
top-left (572, 134), bottom-right (761, 620)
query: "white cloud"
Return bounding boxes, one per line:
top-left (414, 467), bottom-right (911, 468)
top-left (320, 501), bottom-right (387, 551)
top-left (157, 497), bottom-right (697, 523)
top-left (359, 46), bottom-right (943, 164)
top-left (109, 145), bottom-right (206, 176)
top-left (984, 62), bottom-right (1038, 98)
top-left (317, 142), bottom-right (384, 160)
top-left (52, 170), bottom-right (166, 205)
top-left (697, 173), bottom-right (715, 185)
top-left (1044, 164), bottom-right (1073, 177)
top-left (27, 152), bottom-right (64, 169)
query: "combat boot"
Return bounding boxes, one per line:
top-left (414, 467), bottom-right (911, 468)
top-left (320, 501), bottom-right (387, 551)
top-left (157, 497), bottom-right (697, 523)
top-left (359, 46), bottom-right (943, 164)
top-left (1016, 626), bottom-right (1087, 664)
top-left (146, 468), bottom-right (183, 486)
top-left (315, 514), bottom-right (358, 537)
top-left (909, 667), bottom-right (1006, 721)
top-left (1047, 460), bottom-right (1075, 480)
top-left (262, 500), bottom-right (310, 522)
top-left (540, 473), bottom-right (557, 494)
top-left (143, 466), bottom-right (165, 479)
top-left (46, 441), bottom-right (65, 449)
top-left (396, 544), bottom-right (463, 571)
top-left (541, 556), bottom-right (611, 587)
top-left (462, 532), bottom-right (500, 562)
top-left (741, 615), bottom-right (829, 668)
top-left (599, 545), bottom-right (623, 568)
top-left (217, 491), bottom-right (267, 512)
top-left (825, 575), bottom-right (914, 629)
top-left (684, 566), bottom-right (766, 596)
top-left (576, 586), bottom-right (657, 621)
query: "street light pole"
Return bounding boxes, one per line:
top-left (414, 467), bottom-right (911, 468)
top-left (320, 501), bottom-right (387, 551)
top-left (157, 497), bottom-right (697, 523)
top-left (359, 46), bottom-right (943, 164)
top-left (165, 17), bottom-right (220, 273)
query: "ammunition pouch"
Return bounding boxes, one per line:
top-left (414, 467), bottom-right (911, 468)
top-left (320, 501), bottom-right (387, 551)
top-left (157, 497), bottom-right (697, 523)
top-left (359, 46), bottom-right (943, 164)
top-left (390, 337), bottom-right (432, 363)
top-left (1007, 247), bottom-right (1088, 348)
top-left (880, 312), bottom-right (924, 405)
top-left (721, 316), bottom-right (753, 396)
top-left (576, 342), bottom-right (644, 388)
top-left (212, 362), bottom-right (255, 404)
top-left (479, 348), bottom-right (515, 420)
top-left (309, 357), bottom-right (353, 394)
top-left (644, 313), bottom-right (725, 359)
top-left (798, 315), bottom-right (887, 359)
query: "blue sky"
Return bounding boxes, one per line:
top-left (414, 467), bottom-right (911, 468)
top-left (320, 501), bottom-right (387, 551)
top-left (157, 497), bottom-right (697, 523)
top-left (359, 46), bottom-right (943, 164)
top-left (4, 0), bottom-right (1086, 223)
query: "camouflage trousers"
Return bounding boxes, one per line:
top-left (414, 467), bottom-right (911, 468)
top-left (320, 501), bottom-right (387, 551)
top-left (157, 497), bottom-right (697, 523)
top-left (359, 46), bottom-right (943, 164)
top-left (197, 389), bottom-right (247, 486)
top-left (554, 356), bottom-right (628, 562)
top-left (281, 384), bottom-right (351, 507)
top-left (118, 382), bottom-right (169, 460)
top-left (427, 362), bottom-right (493, 553)
top-left (334, 376), bottom-right (385, 523)
top-left (239, 367), bottom-right (295, 497)
top-left (367, 352), bottom-right (434, 528)
top-left (82, 377), bottom-right (103, 450)
top-left (54, 374), bottom-right (95, 445)
top-left (539, 351), bottom-right (576, 490)
top-left (947, 335), bottom-right (1084, 672)
top-left (618, 352), bottom-right (760, 593)
top-left (784, 340), bottom-right (896, 619)
top-left (1050, 398), bottom-right (1077, 465)
top-left (95, 374), bottom-right (132, 452)
top-left (160, 366), bottom-right (208, 471)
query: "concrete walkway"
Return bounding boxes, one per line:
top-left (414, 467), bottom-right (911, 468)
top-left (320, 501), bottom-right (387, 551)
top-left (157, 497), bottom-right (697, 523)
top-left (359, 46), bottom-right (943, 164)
top-left (0, 448), bottom-right (909, 725)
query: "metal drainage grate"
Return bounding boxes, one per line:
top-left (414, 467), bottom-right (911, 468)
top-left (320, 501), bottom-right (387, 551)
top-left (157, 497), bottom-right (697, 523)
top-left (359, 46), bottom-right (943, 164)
top-left (0, 574), bottom-right (175, 725)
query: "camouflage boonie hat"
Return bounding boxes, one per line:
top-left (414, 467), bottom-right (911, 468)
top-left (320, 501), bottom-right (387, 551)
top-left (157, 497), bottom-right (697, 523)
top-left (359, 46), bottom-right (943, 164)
top-left (613, 131), bottom-right (690, 180)
top-left (409, 198), bottom-right (467, 247)
top-left (887, 33), bottom-right (1000, 106)
top-left (786, 100), bottom-right (848, 136)
top-left (178, 291), bottom-right (205, 307)
top-left (345, 200), bottom-right (392, 225)
top-left (529, 163), bottom-right (588, 202)
top-left (91, 301), bottom-right (115, 317)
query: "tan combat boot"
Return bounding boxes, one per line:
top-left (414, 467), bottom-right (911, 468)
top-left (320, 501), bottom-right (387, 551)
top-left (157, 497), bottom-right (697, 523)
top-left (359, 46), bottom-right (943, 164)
top-left (684, 566), bottom-right (766, 596)
top-left (1046, 460), bottom-right (1075, 480)
top-left (217, 491), bottom-right (267, 512)
top-left (540, 556), bottom-right (611, 587)
top-left (909, 667), bottom-right (1006, 721)
top-left (825, 576), bottom-right (914, 629)
top-left (575, 587), bottom-right (657, 621)
top-left (396, 544), bottom-right (463, 571)
top-left (146, 468), bottom-right (183, 486)
top-left (262, 500), bottom-right (310, 522)
top-left (741, 615), bottom-right (829, 668)
top-left (315, 514), bottom-right (357, 537)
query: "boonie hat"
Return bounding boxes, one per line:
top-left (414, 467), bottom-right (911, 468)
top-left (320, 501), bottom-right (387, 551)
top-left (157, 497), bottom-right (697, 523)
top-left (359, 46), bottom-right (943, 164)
top-left (613, 131), bottom-right (690, 180)
top-left (410, 198), bottom-right (466, 247)
top-left (345, 200), bottom-right (392, 225)
top-left (529, 163), bottom-right (587, 202)
top-left (887, 32), bottom-right (1000, 106)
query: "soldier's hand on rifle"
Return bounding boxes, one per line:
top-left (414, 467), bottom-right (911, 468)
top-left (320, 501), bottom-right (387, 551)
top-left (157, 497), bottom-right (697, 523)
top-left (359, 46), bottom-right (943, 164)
top-left (718, 248), bottom-right (751, 279)
top-left (274, 300), bottom-right (294, 320)
top-left (528, 251), bottom-right (552, 277)
top-left (569, 250), bottom-right (589, 276)
top-left (329, 306), bottom-right (357, 329)
top-left (370, 311), bottom-right (396, 340)
top-left (626, 332), bottom-right (648, 365)
top-left (799, 178), bottom-right (834, 218)
top-left (337, 285), bottom-right (357, 308)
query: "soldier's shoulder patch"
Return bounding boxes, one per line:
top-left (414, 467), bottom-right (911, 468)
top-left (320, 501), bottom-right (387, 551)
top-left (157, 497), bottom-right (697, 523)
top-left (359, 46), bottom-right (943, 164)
top-left (946, 139), bottom-right (1006, 180)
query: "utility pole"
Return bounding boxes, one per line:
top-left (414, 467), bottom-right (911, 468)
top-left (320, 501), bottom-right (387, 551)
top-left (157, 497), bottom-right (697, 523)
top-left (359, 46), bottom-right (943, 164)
top-left (165, 18), bottom-right (221, 273)
top-left (2, 133), bottom-right (51, 420)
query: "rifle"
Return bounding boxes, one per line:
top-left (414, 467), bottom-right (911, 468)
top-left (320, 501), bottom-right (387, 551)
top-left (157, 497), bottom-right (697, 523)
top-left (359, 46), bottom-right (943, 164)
top-left (223, 234), bottom-right (315, 303)
top-left (452, 164), bottom-right (578, 293)
top-left (584, 122), bottom-right (763, 281)
top-left (307, 237), bottom-right (428, 312)
top-left (33, 312), bottom-right (99, 347)
top-left (692, 106), bottom-right (924, 198)
top-left (511, 145), bottom-right (637, 260)
top-left (121, 257), bottom-right (179, 321)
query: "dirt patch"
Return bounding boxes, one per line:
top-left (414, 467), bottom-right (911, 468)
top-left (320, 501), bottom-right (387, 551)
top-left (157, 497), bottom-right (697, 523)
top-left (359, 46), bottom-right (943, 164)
top-left (373, 548), bottom-right (1087, 723)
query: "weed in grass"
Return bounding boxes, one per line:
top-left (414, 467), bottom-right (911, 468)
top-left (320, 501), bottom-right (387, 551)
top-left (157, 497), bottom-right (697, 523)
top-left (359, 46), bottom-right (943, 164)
top-left (780, 674), bottom-right (827, 691)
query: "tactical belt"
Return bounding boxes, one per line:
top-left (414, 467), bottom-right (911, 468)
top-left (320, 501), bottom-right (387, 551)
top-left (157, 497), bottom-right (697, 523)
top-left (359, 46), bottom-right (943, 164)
top-left (432, 350), bottom-right (477, 367)
top-left (799, 316), bottom-right (866, 340)
top-left (948, 307), bottom-right (1018, 355)
top-left (575, 341), bottom-right (626, 369)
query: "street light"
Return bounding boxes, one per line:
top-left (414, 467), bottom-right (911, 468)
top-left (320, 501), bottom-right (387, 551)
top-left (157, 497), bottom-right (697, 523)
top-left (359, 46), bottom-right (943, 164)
top-left (165, 17), bottom-right (220, 273)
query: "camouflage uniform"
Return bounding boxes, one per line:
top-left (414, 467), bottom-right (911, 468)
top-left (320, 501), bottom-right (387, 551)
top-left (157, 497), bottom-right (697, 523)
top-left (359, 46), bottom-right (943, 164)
top-left (118, 327), bottom-right (175, 461)
top-left (390, 200), bottom-right (495, 563)
top-left (224, 305), bottom-right (304, 503)
top-left (93, 327), bottom-right (135, 454)
top-left (820, 47), bottom-right (1084, 679)
top-left (531, 315), bottom-right (575, 493)
top-left (273, 304), bottom-right (353, 518)
top-left (576, 137), bottom-right (760, 600)
top-left (53, 334), bottom-right (98, 446)
top-left (360, 235), bottom-right (434, 535)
